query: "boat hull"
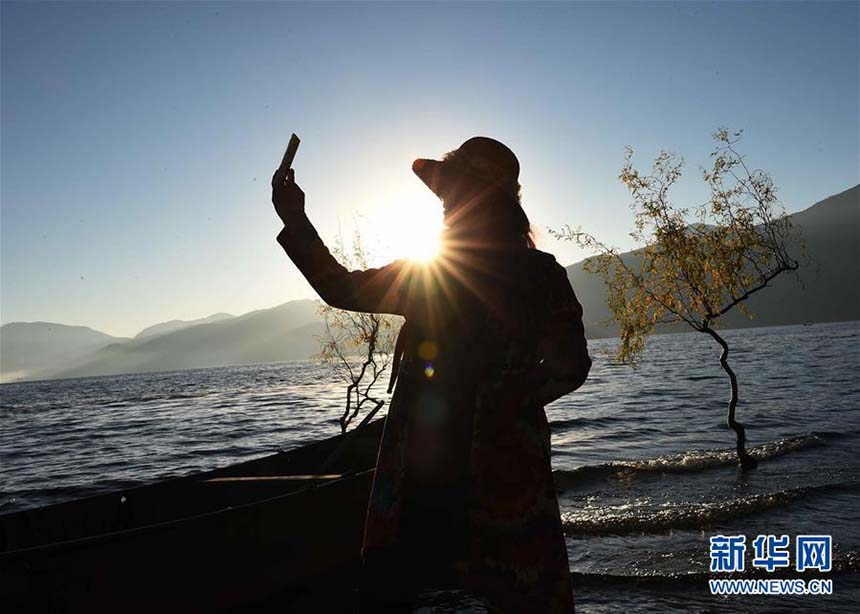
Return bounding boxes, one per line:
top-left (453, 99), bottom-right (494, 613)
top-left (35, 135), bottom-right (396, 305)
top-left (1, 420), bottom-right (385, 612)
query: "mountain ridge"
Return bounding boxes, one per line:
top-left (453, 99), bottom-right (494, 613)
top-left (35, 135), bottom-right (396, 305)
top-left (134, 313), bottom-right (235, 340)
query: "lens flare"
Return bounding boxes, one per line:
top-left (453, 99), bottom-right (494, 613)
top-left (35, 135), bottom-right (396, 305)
top-left (365, 183), bottom-right (444, 263)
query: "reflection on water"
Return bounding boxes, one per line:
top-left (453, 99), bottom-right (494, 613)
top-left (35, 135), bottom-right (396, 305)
top-left (2, 321), bottom-right (859, 612)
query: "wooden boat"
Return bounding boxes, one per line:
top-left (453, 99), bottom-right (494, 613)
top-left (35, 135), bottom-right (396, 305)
top-left (0, 418), bottom-right (386, 613)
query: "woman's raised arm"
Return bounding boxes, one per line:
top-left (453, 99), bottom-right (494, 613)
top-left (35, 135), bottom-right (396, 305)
top-left (272, 169), bottom-right (411, 315)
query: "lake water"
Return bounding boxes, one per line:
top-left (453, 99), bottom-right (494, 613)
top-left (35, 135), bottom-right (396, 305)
top-left (2, 321), bottom-right (858, 612)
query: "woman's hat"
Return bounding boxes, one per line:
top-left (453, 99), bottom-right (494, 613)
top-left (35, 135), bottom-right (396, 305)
top-left (412, 137), bottom-right (520, 199)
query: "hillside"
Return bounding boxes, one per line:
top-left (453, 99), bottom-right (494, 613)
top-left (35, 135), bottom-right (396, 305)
top-left (567, 185), bottom-right (860, 336)
top-left (0, 323), bottom-right (127, 382)
top-left (134, 313), bottom-right (235, 340)
top-left (53, 300), bottom-right (324, 379)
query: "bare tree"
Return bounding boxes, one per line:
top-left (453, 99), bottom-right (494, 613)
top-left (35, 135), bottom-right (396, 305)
top-left (314, 226), bottom-right (401, 434)
top-left (552, 129), bottom-right (803, 469)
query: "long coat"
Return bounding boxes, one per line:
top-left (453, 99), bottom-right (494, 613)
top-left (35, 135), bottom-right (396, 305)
top-left (277, 211), bottom-right (591, 613)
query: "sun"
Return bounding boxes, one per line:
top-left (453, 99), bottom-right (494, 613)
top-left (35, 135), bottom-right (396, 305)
top-left (366, 184), bottom-right (444, 263)
top-left (400, 215), bottom-right (442, 262)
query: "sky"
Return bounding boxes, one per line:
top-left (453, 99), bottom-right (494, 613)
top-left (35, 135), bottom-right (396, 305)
top-left (2, 1), bottom-right (858, 338)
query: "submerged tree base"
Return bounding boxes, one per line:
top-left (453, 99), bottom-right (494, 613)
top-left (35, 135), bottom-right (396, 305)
top-left (738, 449), bottom-right (759, 471)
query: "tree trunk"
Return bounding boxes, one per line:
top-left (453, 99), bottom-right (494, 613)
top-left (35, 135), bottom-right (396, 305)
top-left (703, 326), bottom-right (758, 470)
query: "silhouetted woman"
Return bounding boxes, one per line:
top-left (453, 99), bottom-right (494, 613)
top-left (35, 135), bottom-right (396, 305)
top-left (272, 137), bottom-right (591, 613)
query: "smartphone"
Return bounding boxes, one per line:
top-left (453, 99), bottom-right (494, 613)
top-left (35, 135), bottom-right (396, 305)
top-left (278, 133), bottom-right (301, 178)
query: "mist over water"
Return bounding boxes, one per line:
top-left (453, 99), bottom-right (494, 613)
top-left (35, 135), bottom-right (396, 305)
top-left (2, 321), bottom-right (858, 612)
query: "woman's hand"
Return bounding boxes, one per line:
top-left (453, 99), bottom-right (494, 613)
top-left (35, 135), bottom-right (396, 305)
top-left (271, 167), bottom-right (305, 224)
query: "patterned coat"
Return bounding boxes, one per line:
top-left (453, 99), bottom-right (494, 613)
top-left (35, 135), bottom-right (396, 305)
top-left (277, 211), bottom-right (591, 613)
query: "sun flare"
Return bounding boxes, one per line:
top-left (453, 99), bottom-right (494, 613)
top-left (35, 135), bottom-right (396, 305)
top-left (400, 221), bottom-right (442, 262)
top-left (366, 185), bottom-right (445, 264)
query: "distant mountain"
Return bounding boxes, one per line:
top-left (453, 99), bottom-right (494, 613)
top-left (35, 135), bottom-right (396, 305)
top-left (51, 300), bottom-right (324, 380)
top-left (567, 184), bottom-right (860, 337)
top-left (0, 322), bottom-right (127, 382)
top-left (135, 313), bottom-right (234, 339)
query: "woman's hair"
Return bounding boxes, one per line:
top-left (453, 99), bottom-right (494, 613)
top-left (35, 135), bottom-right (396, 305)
top-left (441, 150), bottom-right (536, 250)
top-left (491, 183), bottom-right (536, 250)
